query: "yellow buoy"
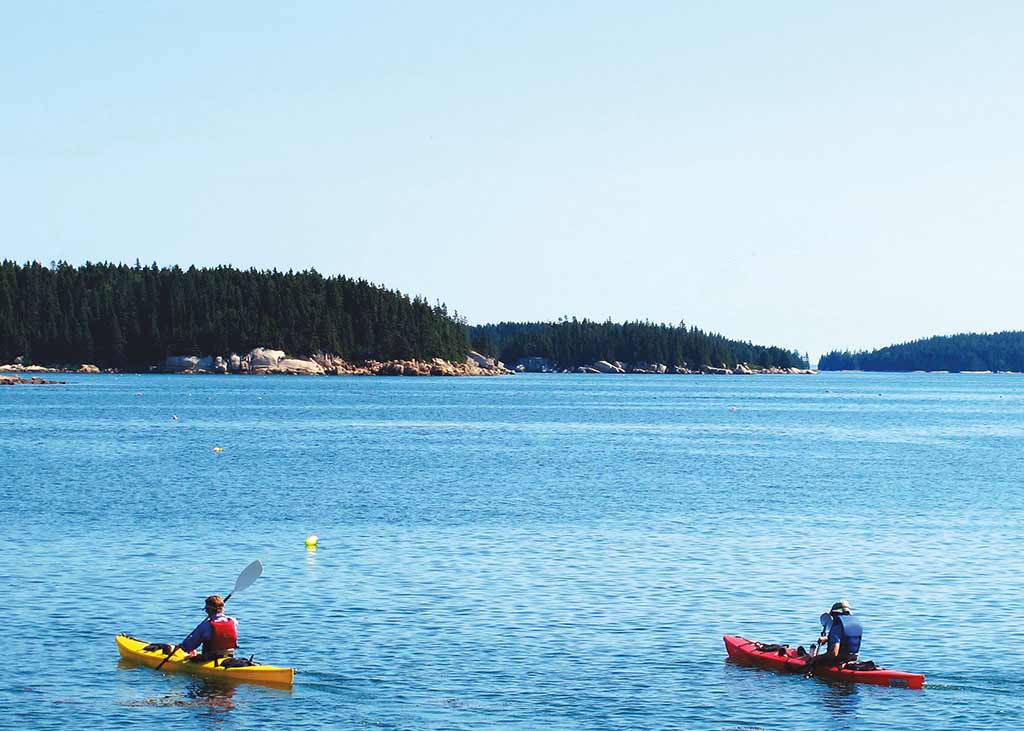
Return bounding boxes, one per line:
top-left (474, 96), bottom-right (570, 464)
top-left (212, 447), bottom-right (224, 453)
top-left (305, 534), bottom-right (319, 549)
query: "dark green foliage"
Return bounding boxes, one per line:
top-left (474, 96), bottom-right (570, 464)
top-left (0, 261), bottom-right (469, 367)
top-left (819, 332), bottom-right (1024, 372)
top-left (469, 318), bottom-right (808, 370)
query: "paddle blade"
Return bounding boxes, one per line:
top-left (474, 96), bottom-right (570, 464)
top-left (819, 613), bottom-right (832, 630)
top-left (232, 560), bottom-right (263, 596)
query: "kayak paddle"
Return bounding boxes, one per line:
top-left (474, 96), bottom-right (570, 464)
top-left (156, 560), bottom-right (264, 670)
top-left (225, 560), bottom-right (264, 602)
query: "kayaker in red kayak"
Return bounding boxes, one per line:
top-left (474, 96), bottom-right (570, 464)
top-left (808, 599), bottom-right (862, 670)
top-left (179, 594), bottom-right (239, 661)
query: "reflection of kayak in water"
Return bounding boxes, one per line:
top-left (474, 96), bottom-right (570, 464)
top-left (116, 634), bottom-right (294, 687)
top-left (724, 635), bottom-right (925, 689)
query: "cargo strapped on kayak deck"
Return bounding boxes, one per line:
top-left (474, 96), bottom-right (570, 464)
top-left (142, 643), bottom-right (175, 655)
top-left (844, 660), bottom-right (878, 671)
top-left (220, 655), bottom-right (260, 668)
top-left (754, 643), bottom-right (790, 656)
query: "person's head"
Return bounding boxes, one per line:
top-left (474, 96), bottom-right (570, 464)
top-left (830, 599), bottom-right (852, 616)
top-left (204, 595), bottom-right (225, 616)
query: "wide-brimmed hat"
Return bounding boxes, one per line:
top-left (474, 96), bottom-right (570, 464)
top-left (830, 599), bottom-right (852, 614)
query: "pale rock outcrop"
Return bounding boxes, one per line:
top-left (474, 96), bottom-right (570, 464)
top-left (77, 364), bottom-right (100, 373)
top-left (228, 353), bottom-right (242, 372)
top-left (593, 360), bottom-right (626, 374)
top-left (467, 351), bottom-right (495, 368)
top-left (248, 348), bottom-right (286, 372)
top-left (277, 358), bottom-right (325, 375)
top-left (629, 362), bottom-right (667, 374)
top-left (430, 357), bottom-right (456, 376)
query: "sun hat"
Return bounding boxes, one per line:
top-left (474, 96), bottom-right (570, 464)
top-left (830, 599), bottom-right (852, 614)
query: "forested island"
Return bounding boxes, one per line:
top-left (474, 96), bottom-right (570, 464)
top-left (470, 321), bottom-right (808, 371)
top-left (1, 261), bottom-right (809, 375)
top-left (819, 332), bottom-right (1024, 372)
top-left (0, 260), bottom-right (469, 367)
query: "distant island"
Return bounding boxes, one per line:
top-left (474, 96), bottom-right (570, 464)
top-left (470, 320), bottom-right (808, 373)
top-left (819, 332), bottom-right (1024, 372)
top-left (0, 261), bottom-right (809, 376)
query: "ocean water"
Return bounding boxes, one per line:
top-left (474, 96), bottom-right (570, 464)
top-left (1, 372), bottom-right (1022, 730)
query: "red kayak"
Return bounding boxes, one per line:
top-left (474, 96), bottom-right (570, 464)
top-left (724, 635), bottom-right (925, 689)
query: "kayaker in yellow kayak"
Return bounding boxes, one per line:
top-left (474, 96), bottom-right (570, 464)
top-left (179, 594), bottom-right (239, 661)
top-left (807, 599), bottom-right (862, 670)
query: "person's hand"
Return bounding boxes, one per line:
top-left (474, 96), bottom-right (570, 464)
top-left (818, 636), bottom-right (827, 644)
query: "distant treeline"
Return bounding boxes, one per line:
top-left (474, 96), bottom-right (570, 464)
top-left (0, 261), bottom-right (469, 367)
top-left (470, 319), bottom-right (808, 370)
top-left (819, 332), bottom-right (1024, 372)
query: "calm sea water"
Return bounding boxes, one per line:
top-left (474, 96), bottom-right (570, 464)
top-left (1, 372), bottom-right (1022, 730)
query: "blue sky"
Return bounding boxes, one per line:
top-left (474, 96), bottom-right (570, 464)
top-left (3, 2), bottom-right (1022, 361)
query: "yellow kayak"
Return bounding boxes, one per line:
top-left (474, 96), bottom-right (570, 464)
top-left (116, 634), bottom-right (294, 687)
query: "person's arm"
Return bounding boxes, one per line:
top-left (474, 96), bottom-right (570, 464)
top-left (180, 619), bottom-right (211, 653)
top-left (827, 622), bottom-right (843, 657)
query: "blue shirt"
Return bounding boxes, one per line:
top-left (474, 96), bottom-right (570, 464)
top-left (180, 613), bottom-right (236, 652)
top-left (826, 619), bottom-right (844, 652)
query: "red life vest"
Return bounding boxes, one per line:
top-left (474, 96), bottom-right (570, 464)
top-left (204, 616), bottom-right (238, 653)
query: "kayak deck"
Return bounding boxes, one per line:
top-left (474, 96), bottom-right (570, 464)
top-left (116, 634), bottom-right (294, 688)
top-left (724, 635), bottom-right (924, 689)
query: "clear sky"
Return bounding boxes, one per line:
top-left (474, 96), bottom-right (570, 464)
top-left (3, 2), bottom-right (1022, 361)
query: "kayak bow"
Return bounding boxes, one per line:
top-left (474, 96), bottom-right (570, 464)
top-left (116, 634), bottom-right (294, 688)
top-left (724, 635), bottom-right (924, 689)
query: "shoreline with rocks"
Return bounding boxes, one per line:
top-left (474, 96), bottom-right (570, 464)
top-left (0, 349), bottom-right (514, 378)
top-left (511, 356), bottom-right (813, 375)
top-left (0, 349), bottom-right (815, 377)
top-left (0, 374), bottom-right (67, 385)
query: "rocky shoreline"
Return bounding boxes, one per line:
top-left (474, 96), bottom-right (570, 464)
top-left (0, 349), bottom-right (814, 377)
top-left (0, 375), bottom-right (67, 385)
top-left (512, 356), bottom-right (813, 375)
top-left (0, 349), bottom-right (514, 378)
